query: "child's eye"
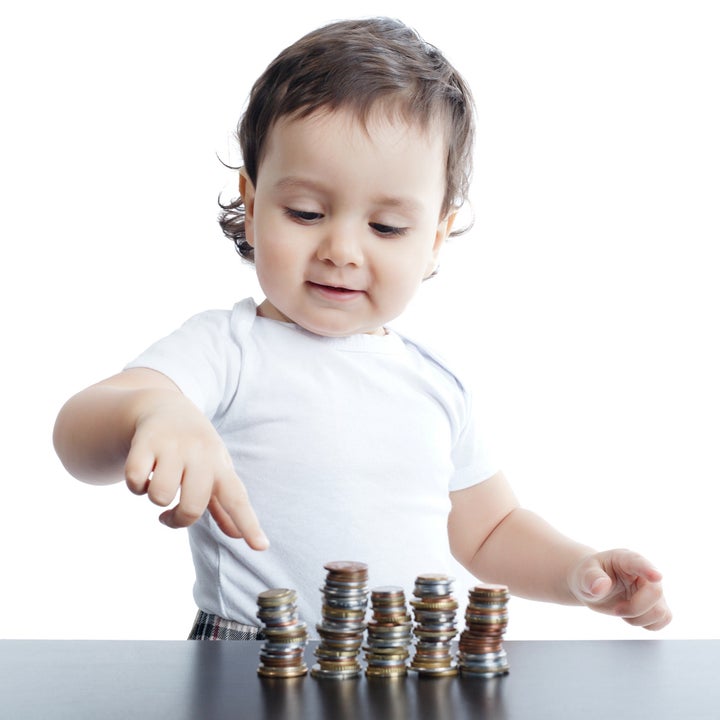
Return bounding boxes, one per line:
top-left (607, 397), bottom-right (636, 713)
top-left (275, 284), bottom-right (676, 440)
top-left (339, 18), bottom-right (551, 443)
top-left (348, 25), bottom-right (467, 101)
top-left (284, 208), bottom-right (323, 223)
top-left (370, 222), bottom-right (408, 237)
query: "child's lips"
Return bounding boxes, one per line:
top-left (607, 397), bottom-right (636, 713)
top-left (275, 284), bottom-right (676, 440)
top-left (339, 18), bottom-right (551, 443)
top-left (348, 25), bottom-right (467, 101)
top-left (307, 281), bottom-right (365, 300)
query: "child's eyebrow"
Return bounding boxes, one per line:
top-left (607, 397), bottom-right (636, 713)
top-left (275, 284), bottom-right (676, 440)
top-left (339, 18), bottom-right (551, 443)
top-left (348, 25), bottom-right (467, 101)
top-left (274, 176), bottom-right (421, 214)
top-left (373, 195), bottom-right (422, 215)
top-left (273, 176), bottom-right (325, 194)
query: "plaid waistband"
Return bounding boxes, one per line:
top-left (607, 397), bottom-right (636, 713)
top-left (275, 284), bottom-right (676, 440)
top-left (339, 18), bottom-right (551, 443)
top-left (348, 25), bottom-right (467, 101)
top-left (188, 610), bottom-right (265, 641)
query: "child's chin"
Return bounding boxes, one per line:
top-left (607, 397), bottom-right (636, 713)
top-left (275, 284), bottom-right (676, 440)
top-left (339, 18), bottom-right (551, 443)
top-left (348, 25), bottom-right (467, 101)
top-left (299, 318), bottom-right (383, 338)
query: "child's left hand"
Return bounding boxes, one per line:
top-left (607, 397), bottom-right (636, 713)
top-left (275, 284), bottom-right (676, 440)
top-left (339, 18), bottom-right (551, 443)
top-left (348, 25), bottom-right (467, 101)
top-left (568, 549), bottom-right (672, 630)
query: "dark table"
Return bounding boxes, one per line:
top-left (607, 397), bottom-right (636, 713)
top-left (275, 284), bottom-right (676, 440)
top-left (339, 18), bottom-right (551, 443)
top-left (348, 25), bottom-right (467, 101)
top-left (1, 639), bottom-right (717, 719)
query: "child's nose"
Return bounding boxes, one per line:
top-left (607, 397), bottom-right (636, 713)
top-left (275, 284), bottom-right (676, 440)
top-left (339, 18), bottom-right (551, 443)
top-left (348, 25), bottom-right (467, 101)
top-left (316, 223), bottom-right (364, 267)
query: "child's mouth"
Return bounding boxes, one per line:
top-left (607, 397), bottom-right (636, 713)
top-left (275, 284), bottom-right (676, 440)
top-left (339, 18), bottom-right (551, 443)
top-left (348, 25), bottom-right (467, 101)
top-left (307, 282), bottom-right (364, 300)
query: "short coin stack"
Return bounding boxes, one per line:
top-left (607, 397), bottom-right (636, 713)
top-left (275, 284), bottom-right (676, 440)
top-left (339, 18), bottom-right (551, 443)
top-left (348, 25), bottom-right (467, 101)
top-left (409, 573), bottom-right (459, 677)
top-left (364, 586), bottom-right (413, 678)
top-left (311, 561), bottom-right (369, 679)
top-left (256, 588), bottom-right (309, 678)
top-left (457, 583), bottom-right (510, 677)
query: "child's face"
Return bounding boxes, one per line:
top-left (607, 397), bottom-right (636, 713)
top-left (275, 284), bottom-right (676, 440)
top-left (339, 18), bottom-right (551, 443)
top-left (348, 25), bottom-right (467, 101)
top-left (241, 108), bottom-right (454, 337)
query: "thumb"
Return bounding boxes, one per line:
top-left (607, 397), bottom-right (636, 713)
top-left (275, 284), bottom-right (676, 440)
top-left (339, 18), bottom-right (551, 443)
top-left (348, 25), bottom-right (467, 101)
top-left (578, 563), bottom-right (613, 601)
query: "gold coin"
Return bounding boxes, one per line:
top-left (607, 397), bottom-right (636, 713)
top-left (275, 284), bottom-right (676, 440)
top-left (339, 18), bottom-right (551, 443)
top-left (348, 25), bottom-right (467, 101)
top-left (416, 667), bottom-right (459, 677)
top-left (316, 659), bottom-right (362, 672)
top-left (257, 664), bottom-right (308, 678)
top-left (257, 588), bottom-right (297, 606)
top-left (411, 660), bottom-right (454, 668)
top-left (322, 605), bottom-right (367, 620)
top-left (410, 599), bottom-right (458, 611)
top-left (469, 583), bottom-right (509, 595)
top-left (366, 666), bottom-right (408, 678)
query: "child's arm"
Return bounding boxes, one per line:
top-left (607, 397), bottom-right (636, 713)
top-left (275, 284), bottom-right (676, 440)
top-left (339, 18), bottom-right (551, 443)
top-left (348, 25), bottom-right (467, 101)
top-left (53, 367), bottom-right (268, 549)
top-left (448, 472), bottom-right (671, 630)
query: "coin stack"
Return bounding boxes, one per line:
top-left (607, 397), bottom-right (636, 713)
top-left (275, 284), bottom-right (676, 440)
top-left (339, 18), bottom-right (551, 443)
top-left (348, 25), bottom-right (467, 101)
top-left (256, 588), bottom-right (309, 678)
top-left (364, 586), bottom-right (413, 678)
top-left (409, 573), bottom-right (459, 677)
top-left (457, 583), bottom-right (510, 677)
top-left (311, 561), bottom-right (369, 679)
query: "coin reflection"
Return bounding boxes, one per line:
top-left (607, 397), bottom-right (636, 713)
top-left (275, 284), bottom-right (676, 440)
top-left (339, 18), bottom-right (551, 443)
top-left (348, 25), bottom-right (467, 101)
top-left (316, 676), bottom-right (363, 720)
top-left (367, 675), bottom-right (410, 720)
top-left (414, 675), bottom-right (455, 720)
top-left (457, 674), bottom-right (508, 719)
top-left (259, 676), bottom-right (306, 720)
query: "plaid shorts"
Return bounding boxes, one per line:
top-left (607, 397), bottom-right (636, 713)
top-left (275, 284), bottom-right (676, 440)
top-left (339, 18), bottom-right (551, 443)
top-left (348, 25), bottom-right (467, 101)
top-left (188, 610), bottom-right (265, 641)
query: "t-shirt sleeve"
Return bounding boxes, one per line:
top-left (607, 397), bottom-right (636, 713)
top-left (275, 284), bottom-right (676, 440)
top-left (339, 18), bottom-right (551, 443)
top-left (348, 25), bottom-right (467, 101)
top-left (123, 307), bottom-right (243, 420)
top-left (400, 334), bottom-right (501, 493)
top-left (447, 376), bottom-right (501, 492)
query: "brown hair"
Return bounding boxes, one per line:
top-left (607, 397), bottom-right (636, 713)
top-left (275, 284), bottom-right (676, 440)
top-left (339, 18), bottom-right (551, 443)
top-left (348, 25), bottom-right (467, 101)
top-left (219, 17), bottom-right (475, 262)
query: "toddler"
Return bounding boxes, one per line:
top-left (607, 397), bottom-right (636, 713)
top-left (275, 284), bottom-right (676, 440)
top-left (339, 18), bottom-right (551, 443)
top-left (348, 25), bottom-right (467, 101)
top-left (54, 17), bottom-right (670, 639)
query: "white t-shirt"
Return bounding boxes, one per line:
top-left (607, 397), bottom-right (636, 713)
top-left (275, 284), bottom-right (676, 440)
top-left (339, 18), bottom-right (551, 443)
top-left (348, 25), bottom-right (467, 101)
top-left (126, 298), bottom-right (497, 635)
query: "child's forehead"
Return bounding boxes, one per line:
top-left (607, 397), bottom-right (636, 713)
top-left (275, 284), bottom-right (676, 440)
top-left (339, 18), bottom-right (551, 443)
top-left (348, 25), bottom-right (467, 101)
top-left (256, 106), bottom-right (448, 203)
top-left (271, 104), bottom-right (447, 150)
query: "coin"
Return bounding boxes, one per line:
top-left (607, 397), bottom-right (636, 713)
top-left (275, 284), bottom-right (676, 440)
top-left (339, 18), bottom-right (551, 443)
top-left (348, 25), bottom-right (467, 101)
top-left (365, 665), bottom-right (408, 678)
top-left (314, 647), bottom-right (360, 659)
top-left (257, 664), bottom-right (308, 678)
top-left (365, 585), bottom-right (413, 678)
top-left (410, 598), bottom-right (459, 612)
top-left (314, 561), bottom-right (369, 679)
top-left (256, 587), bottom-right (308, 679)
top-left (409, 573), bottom-right (459, 677)
top-left (415, 573), bottom-right (454, 584)
top-left (322, 605), bottom-right (367, 620)
top-left (457, 583), bottom-right (510, 677)
top-left (323, 561), bottom-right (369, 577)
top-left (413, 574), bottom-right (455, 598)
top-left (310, 665), bottom-right (362, 679)
top-left (257, 588), bottom-right (298, 607)
top-left (414, 666), bottom-right (458, 677)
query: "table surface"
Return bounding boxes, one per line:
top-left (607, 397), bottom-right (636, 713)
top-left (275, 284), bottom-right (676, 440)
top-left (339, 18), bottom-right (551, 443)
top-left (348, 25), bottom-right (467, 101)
top-left (1, 639), bottom-right (717, 719)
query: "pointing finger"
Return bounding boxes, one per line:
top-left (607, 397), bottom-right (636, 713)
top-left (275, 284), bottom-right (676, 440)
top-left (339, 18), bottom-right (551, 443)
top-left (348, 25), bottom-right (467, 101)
top-left (207, 496), bottom-right (243, 539)
top-left (214, 472), bottom-right (269, 550)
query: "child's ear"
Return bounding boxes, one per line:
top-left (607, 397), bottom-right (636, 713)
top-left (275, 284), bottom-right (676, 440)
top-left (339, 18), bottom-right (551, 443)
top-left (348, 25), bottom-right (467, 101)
top-left (425, 211), bottom-right (457, 277)
top-left (239, 168), bottom-right (257, 247)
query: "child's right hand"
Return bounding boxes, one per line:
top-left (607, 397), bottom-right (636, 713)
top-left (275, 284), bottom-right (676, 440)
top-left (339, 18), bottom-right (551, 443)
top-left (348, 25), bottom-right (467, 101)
top-left (54, 368), bottom-right (268, 549)
top-left (126, 389), bottom-right (268, 549)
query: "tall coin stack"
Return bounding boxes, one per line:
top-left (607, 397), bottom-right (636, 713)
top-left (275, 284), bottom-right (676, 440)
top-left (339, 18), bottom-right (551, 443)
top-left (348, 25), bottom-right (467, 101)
top-left (364, 586), bottom-right (413, 678)
top-left (409, 573), bottom-right (459, 677)
top-left (311, 561), bottom-right (369, 679)
top-left (457, 583), bottom-right (510, 677)
top-left (256, 588), bottom-right (309, 678)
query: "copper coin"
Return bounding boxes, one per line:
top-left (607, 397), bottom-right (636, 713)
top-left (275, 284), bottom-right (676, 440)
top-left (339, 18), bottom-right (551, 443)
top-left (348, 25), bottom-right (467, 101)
top-left (324, 561), bottom-right (368, 575)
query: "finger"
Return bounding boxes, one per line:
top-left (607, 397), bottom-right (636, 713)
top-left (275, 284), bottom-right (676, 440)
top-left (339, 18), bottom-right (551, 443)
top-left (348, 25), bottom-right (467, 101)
top-left (624, 598), bottom-right (672, 630)
top-left (207, 496), bottom-right (243, 539)
top-left (158, 462), bottom-right (213, 529)
top-left (570, 556), bottom-right (613, 602)
top-left (643, 605), bottom-right (673, 631)
top-left (580, 568), bottom-right (614, 602)
top-left (125, 443), bottom-right (156, 495)
top-left (146, 458), bottom-right (183, 507)
top-left (214, 471), bottom-right (269, 550)
top-left (611, 549), bottom-right (663, 584)
top-left (613, 576), bottom-right (666, 619)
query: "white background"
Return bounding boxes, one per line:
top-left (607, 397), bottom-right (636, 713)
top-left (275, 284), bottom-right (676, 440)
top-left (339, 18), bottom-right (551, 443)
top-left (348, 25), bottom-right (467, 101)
top-left (1, 1), bottom-right (718, 641)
